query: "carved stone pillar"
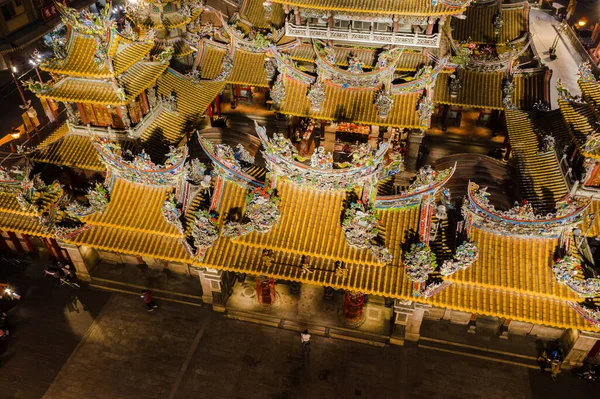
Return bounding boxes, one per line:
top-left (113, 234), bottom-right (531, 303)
top-left (425, 17), bottom-right (436, 35)
top-left (198, 267), bottom-right (231, 311)
top-left (256, 275), bottom-right (276, 305)
top-left (391, 300), bottom-right (430, 344)
top-left (58, 243), bottom-right (98, 282)
top-left (343, 291), bottom-right (365, 327)
top-left (562, 329), bottom-right (600, 368)
top-left (294, 7), bottom-right (301, 24)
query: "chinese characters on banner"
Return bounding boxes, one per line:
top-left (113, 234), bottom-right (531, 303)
top-left (41, 0), bottom-right (69, 21)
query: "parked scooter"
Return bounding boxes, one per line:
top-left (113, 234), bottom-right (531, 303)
top-left (44, 262), bottom-right (80, 289)
top-left (572, 363), bottom-right (600, 382)
top-left (0, 283), bottom-right (20, 300)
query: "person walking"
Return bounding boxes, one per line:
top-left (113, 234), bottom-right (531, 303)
top-left (141, 289), bottom-right (158, 312)
top-left (301, 329), bottom-right (311, 358)
top-left (549, 347), bottom-right (564, 381)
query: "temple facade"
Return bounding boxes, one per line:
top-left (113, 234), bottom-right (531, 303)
top-left (1, 0), bottom-right (600, 369)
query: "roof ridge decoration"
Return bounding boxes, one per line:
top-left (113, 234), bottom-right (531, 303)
top-left (464, 182), bottom-right (591, 238)
top-left (404, 243), bottom-right (437, 283)
top-left (266, 46), bottom-right (315, 86)
top-left (552, 255), bottom-right (600, 298)
top-left (439, 241), bottom-right (479, 276)
top-left (0, 164), bottom-right (28, 186)
top-left (91, 136), bottom-right (188, 186)
top-left (578, 61), bottom-right (597, 84)
top-left (391, 58), bottom-right (447, 94)
top-left (342, 201), bottom-right (392, 264)
top-left (198, 137), bottom-right (264, 188)
top-left (313, 41), bottom-right (402, 90)
top-left (222, 186), bottom-right (281, 238)
top-left (222, 14), bottom-right (285, 53)
top-left (567, 300), bottom-right (600, 328)
top-left (66, 182), bottom-right (110, 218)
top-left (255, 121), bottom-right (396, 191)
top-left (374, 164), bottom-right (456, 209)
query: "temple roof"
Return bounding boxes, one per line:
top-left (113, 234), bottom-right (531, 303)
top-left (451, 3), bottom-right (528, 44)
top-left (434, 69), bottom-right (503, 109)
top-left (41, 31), bottom-right (154, 78)
top-left (138, 68), bottom-right (226, 156)
top-left (31, 129), bottom-right (105, 172)
top-left (66, 178), bottom-right (190, 261)
top-left (269, 0), bottom-right (469, 16)
top-left (240, 0), bottom-right (286, 28)
top-left (558, 99), bottom-right (600, 160)
top-left (38, 62), bottom-right (169, 105)
top-left (277, 75), bottom-right (423, 128)
top-left (505, 108), bottom-right (569, 211)
top-left (228, 50), bottom-right (270, 87)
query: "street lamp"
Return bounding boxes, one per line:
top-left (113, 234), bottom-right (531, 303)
top-left (10, 65), bottom-right (28, 108)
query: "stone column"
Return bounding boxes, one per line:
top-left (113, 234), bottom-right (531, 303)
top-left (198, 267), bottom-right (231, 312)
top-left (343, 291), bottom-right (365, 327)
top-left (406, 129), bottom-right (425, 172)
top-left (59, 243), bottom-right (98, 282)
top-left (391, 300), bottom-right (429, 344)
top-left (256, 275), bottom-right (276, 305)
top-left (425, 18), bottom-right (435, 35)
top-left (562, 329), bottom-right (600, 368)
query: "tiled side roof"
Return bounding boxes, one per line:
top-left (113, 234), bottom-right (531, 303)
top-left (234, 181), bottom-right (420, 266)
top-left (434, 70), bottom-right (504, 109)
top-left (505, 109), bottom-right (568, 211)
top-left (139, 69), bottom-right (225, 155)
top-left (452, 4), bottom-right (527, 44)
top-left (513, 69), bottom-right (549, 110)
top-left (227, 50), bottom-right (269, 87)
top-left (41, 32), bottom-right (153, 78)
top-left (278, 76), bottom-right (423, 128)
top-left (82, 178), bottom-right (181, 236)
top-left (270, 0), bottom-right (467, 16)
top-left (39, 62), bottom-right (168, 105)
top-left (30, 134), bottom-right (105, 172)
top-left (240, 0), bottom-right (286, 28)
top-left (446, 228), bottom-right (577, 300)
top-left (0, 210), bottom-right (52, 238)
top-left (558, 99), bottom-right (600, 159)
top-left (579, 80), bottom-right (600, 118)
top-left (199, 43), bottom-right (227, 79)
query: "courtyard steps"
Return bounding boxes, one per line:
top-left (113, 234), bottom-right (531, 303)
top-left (224, 308), bottom-right (390, 347)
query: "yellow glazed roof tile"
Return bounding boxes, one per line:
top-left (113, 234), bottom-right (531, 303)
top-left (446, 228), bottom-right (578, 300)
top-left (434, 69), bottom-right (504, 109)
top-left (452, 4), bottom-right (527, 44)
top-left (39, 62), bottom-right (168, 105)
top-left (513, 70), bottom-right (549, 110)
top-left (559, 99), bottom-right (600, 159)
top-left (270, 0), bottom-right (467, 16)
top-left (0, 210), bottom-right (52, 238)
top-left (240, 0), bottom-right (286, 27)
top-left (199, 43), bottom-right (227, 80)
top-left (82, 178), bottom-right (182, 237)
top-left (505, 108), bottom-right (569, 210)
top-left (41, 31), bottom-right (153, 78)
top-left (31, 134), bottom-right (105, 171)
top-left (279, 77), bottom-right (423, 127)
top-left (227, 50), bottom-right (270, 87)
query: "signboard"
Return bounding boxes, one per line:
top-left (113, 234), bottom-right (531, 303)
top-left (41, 0), bottom-right (69, 21)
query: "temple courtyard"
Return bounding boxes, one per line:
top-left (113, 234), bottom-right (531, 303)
top-left (0, 273), bottom-right (597, 399)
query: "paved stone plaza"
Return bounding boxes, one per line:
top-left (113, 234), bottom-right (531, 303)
top-left (1, 289), bottom-right (595, 399)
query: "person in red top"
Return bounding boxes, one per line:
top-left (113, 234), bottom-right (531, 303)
top-left (140, 290), bottom-right (158, 312)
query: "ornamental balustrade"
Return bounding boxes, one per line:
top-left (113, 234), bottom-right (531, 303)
top-left (285, 21), bottom-right (441, 48)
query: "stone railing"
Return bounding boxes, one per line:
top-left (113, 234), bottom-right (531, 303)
top-left (285, 22), bottom-right (440, 48)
